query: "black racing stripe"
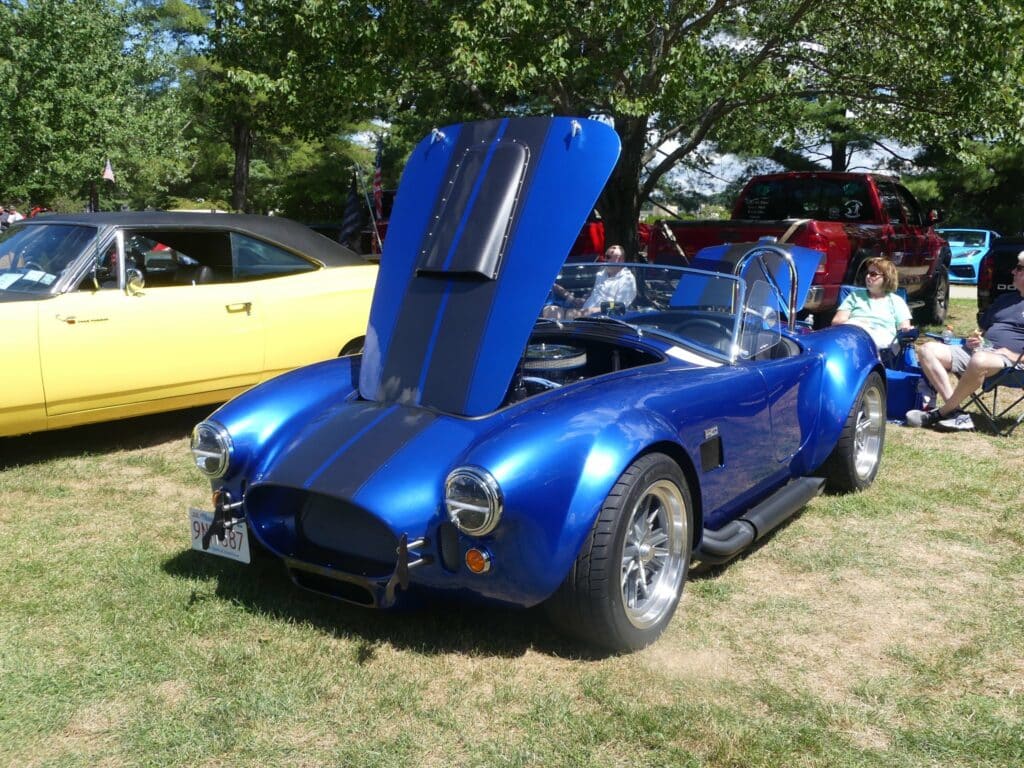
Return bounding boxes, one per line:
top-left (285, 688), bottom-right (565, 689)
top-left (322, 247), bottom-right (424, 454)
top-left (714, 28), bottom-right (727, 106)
top-left (268, 402), bottom-right (390, 486)
top-left (306, 407), bottom-right (438, 498)
top-left (420, 117), bottom-right (553, 413)
top-left (376, 120), bottom-right (505, 402)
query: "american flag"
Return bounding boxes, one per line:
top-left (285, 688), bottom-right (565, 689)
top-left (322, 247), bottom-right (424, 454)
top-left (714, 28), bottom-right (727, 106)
top-left (338, 172), bottom-right (363, 245)
top-left (372, 138), bottom-right (384, 221)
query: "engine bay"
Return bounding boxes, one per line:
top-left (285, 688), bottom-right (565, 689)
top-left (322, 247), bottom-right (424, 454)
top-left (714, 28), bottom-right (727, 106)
top-left (506, 332), bottom-right (662, 403)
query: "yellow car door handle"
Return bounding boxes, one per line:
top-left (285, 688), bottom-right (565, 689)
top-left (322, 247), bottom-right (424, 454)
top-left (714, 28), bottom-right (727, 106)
top-left (225, 302), bottom-right (252, 315)
top-left (56, 314), bottom-right (76, 325)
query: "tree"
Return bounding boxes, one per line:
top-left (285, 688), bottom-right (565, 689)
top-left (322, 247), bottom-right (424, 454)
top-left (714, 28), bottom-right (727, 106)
top-left (0, 0), bottom-right (189, 208)
top-left (145, 0), bottom-right (384, 211)
top-left (908, 142), bottom-right (1024, 235)
top-left (372, 0), bottom-right (1024, 255)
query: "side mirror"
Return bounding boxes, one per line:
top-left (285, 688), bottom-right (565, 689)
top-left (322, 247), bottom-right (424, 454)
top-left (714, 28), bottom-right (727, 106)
top-left (92, 253), bottom-right (115, 289)
top-left (927, 209), bottom-right (943, 225)
top-left (126, 267), bottom-right (145, 295)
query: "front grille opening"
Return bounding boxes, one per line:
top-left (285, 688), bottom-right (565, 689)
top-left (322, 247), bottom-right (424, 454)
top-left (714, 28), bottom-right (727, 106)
top-left (246, 485), bottom-right (397, 577)
top-left (438, 522), bottom-right (462, 573)
top-left (289, 568), bottom-right (377, 607)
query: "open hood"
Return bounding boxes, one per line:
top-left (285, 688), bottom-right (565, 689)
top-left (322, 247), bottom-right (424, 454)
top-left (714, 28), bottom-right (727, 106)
top-left (358, 117), bottom-right (621, 417)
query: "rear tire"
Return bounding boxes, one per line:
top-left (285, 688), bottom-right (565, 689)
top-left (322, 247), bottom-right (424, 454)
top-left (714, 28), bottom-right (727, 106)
top-left (916, 267), bottom-right (949, 326)
top-left (546, 453), bottom-right (692, 652)
top-left (820, 372), bottom-right (885, 493)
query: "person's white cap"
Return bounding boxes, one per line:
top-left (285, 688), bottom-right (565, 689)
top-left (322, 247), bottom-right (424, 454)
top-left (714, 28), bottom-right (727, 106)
top-left (1017, 250), bottom-right (1024, 267)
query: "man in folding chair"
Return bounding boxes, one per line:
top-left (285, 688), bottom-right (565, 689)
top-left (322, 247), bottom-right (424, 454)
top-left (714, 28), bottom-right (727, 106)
top-left (906, 251), bottom-right (1024, 432)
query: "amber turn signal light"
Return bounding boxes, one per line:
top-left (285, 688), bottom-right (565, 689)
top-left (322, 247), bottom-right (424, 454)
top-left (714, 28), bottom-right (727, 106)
top-left (465, 548), bottom-right (492, 574)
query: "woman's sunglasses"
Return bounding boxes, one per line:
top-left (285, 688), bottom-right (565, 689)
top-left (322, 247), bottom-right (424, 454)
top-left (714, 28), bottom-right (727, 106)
top-left (866, 270), bottom-right (883, 278)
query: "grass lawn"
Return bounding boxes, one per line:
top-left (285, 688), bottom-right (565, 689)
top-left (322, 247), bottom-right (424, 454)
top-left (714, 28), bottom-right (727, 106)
top-left (1, 300), bottom-right (1021, 767)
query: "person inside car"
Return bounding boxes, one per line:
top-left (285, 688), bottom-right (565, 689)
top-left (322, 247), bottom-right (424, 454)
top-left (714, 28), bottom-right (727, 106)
top-left (905, 250), bottom-right (1024, 431)
top-left (549, 245), bottom-right (637, 319)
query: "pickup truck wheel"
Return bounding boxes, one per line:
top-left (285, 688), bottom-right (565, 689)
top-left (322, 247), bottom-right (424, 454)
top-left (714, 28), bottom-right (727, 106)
top-left (917, 267), bottom-right (949, 326)
top-left (545, 453), bottom-right (692, 652)
top-left (820, 371), bottom-right (885, 493)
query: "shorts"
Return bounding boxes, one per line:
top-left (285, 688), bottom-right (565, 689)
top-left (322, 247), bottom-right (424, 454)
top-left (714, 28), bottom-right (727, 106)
top-left (949, 344), bottom-right (1019, 374)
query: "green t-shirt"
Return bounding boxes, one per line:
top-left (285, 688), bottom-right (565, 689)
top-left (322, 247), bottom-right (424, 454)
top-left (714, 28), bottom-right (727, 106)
top-left (838, 288), bottom-right (912, 348)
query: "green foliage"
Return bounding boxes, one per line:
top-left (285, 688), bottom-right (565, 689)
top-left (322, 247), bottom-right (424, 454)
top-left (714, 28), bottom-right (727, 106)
top-left (910, 142), bottom-right (1024, 233)
top-left (2, 0), bottom-right (1024, 222)
top-left (371, 0), bottom-right (1024, 254)
top-left (0, 0), bottom-right (190, 207)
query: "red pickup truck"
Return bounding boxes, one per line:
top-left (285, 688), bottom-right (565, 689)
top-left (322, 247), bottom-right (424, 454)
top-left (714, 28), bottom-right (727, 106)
top-left (647, 172), bottom-right (951, 324)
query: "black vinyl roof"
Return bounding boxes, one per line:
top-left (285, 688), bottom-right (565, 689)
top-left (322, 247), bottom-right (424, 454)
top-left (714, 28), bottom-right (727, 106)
top-left (25, 212), bottom-right (365, 267)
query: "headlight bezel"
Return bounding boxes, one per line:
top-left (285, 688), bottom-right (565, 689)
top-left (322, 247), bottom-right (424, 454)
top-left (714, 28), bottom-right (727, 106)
top-left (190, 421), bottom-right (233, 479)
top-left (444, 466), bottom-right (503, 537)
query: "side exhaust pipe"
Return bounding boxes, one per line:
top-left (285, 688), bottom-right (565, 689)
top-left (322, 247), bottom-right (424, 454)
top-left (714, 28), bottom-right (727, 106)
top-left (696, 477), bottom-right (825, 564)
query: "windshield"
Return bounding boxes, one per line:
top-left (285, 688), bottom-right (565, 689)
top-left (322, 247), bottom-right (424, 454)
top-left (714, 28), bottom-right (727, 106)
top-left (0, 224), bottom-right (96, 296)
top-left (544, 262), bottom-right (785, 361)
top-left (938, 229), bottom-right (987, 247)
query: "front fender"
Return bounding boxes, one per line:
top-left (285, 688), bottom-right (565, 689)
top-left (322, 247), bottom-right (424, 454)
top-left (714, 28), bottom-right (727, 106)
top-left (795, 325), bottom-right (884, 474)
top-left (207, 355), bottom-right (361, 485)
top-left (460, 386), bottom-right (688, 606)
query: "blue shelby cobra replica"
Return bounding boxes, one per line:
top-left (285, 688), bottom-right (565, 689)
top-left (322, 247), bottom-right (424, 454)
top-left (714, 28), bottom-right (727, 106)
top-left (189, 117), bottom-right (886, 651)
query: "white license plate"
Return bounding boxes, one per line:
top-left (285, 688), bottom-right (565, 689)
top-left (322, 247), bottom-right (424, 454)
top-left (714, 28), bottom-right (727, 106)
top-left (189, 507), bottom-right (251, 564)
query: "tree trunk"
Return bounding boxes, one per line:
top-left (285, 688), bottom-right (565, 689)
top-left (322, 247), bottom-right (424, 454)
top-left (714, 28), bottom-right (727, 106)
top-left (597, 115), bottom-right (647, 260)
top-left (231, 120), bottom-right (253, 212)
top-left (830, 137), bottom-right (848, 171)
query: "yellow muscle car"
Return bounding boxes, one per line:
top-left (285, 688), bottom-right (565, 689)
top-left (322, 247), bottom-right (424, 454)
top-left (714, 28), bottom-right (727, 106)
top-left (1, 212), bottom-right (378, 437)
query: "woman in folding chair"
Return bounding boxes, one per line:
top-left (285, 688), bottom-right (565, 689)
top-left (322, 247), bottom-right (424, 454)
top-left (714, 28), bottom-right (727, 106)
top-left (906, 252), bottom-right (1024, 431)
top-left (831, 257), bottom-right (912, 365)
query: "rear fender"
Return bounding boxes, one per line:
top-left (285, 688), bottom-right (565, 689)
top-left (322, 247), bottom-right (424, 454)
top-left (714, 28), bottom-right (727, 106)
top-left (793, 326), bottom-right (884, 474)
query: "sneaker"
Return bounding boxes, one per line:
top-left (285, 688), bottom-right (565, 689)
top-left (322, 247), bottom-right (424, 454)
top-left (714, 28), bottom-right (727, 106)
top-left (937, 410), bottom-right (975, 431)
top-left (905, 408), bottom-right (942, 428)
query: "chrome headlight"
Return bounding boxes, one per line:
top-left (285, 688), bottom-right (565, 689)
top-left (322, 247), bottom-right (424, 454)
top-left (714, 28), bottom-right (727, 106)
top-left (444, 466), bottom-right (503, 536)
top-left (190, 421), bottom-right (233, 478)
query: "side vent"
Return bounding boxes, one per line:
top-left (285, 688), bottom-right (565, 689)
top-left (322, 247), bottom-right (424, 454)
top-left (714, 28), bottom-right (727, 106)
top-left (700, 433), bottom-right (723, 472)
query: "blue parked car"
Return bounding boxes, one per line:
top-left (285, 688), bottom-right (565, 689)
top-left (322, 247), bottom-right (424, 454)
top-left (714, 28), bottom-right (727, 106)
top-left (188, 117), bottom-right (886, 651)
top-left (938, 228), bottom-right (1001, 284)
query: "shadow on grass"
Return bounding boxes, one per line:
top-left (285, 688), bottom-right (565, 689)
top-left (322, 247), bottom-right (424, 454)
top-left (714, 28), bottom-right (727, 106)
top-left (162, 507), bottom-right (816, 659)
top-left (162, 546), bottom-right (614, 661)
top-left (0, 405), bottom-right (216, 470)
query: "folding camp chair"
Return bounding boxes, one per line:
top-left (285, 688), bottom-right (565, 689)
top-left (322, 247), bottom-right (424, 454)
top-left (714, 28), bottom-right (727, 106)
top-left (883, 328), bottom-right (924, 421)
top-left (964, 351), bottom-right (1024, 437)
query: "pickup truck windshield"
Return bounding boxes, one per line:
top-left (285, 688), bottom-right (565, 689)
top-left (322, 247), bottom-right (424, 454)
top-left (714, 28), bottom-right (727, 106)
top-left (739, 178), bottom-right (872, 223)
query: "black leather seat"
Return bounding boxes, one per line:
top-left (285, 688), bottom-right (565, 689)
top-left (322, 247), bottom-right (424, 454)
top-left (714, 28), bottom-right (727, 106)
top-left (174, 264), bottom-right (215, 285)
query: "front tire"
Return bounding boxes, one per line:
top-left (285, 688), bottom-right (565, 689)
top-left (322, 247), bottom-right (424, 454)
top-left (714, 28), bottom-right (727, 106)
top-left (339, 337), bottom-right (364, 356)
top-left (546, 453), bottom-right (692, 652)
top-left (821, 371), bottom-right (885, 493)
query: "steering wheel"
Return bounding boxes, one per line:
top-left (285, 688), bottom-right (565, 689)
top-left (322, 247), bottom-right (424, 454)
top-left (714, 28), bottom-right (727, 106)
top-left (676, 317), bottom-right (731, 353)
top-left (22, 260), bottom-right (45, 272)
